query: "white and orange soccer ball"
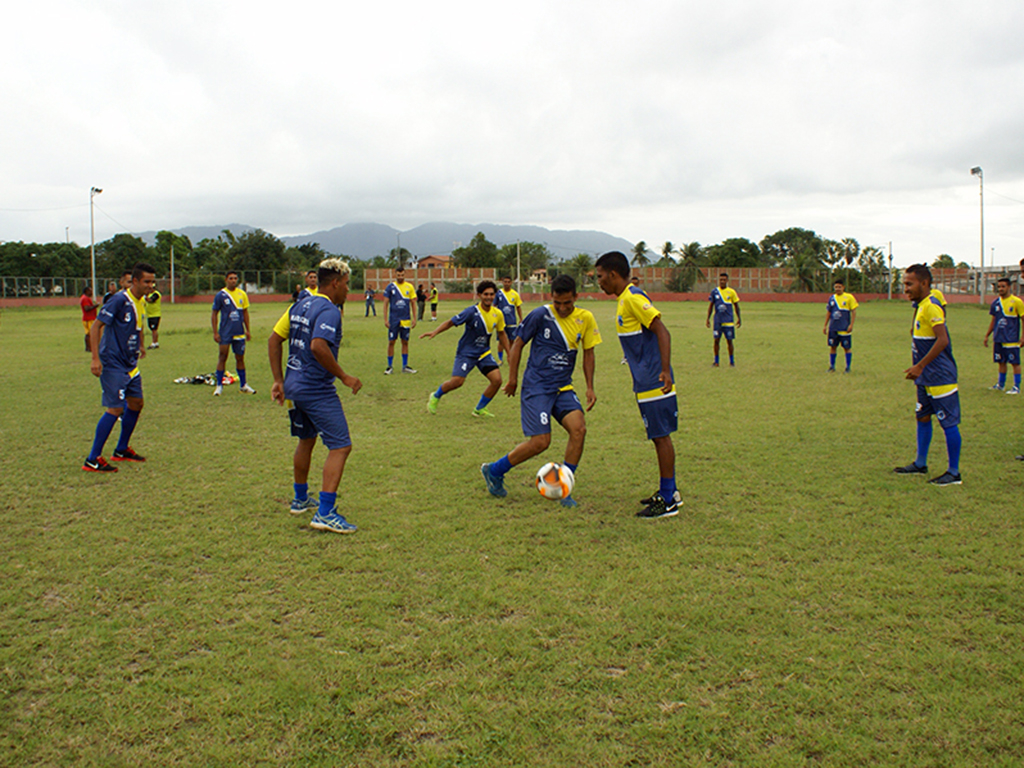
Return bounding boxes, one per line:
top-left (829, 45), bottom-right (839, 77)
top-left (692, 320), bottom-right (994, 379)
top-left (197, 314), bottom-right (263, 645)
top-left (536, 462), bottom-right (575, 500)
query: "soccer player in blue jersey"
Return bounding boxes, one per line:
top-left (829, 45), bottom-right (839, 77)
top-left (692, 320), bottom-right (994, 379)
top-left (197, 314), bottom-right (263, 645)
top-left (481, 275), bottom-right (600, 506)
top-left (82, 262), bottom-right (157, 472)
top-left (494, 276), bottom-right (524, 362)
top-left (983, 277), bottom-right (1024, 395)
top-left (706, 273), bottom-right (741, 367)
top-left (824, 280), bottom-right (858, 372)
top-left (298, 270), bottom-right (318, 301)
top-left (595, 251), bottom-right (681, 517)
top-left (382, 267), bottom-right (417, 374)
top-left (269, 258), bottom-right (363, 533)
top-left (211, 270), bottom-right (256, 396)
top-left (895, 264), bottom-right (962, 486)
top-left (421, 280), bottom-right (511, 418)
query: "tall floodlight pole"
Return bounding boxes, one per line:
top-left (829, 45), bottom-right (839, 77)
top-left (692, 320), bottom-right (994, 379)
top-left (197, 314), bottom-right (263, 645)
top-left (89, 187), bottom-right (102, 296)
top-left (170, 244), bottom-right (175, 304)
top-left (516, 240), bottom-right (521, 293)
top-left (971, 167), bottom-right (984, 304)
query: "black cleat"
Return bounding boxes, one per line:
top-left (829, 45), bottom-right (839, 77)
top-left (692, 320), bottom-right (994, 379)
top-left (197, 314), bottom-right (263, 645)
top-left (893, 463), bottom-right (927, 475)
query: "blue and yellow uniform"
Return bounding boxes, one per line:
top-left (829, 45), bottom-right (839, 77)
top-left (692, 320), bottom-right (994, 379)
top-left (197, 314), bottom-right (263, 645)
top-left (212, 286), bottom-right (250, 354)
top-left (96, 289), bottom-right (145, 408)
top-left (494, 287), bottom-right (523, 340)
top-left (709, 285), bottom-right (740, 339)
top-left (990, 294), bottom-right (1024, 366)
top-left (827, 291), bottom-right (859, 349)
top-left (617, 285), bottom-right (677, 439)
top-left (912, 298), bottom-right (959, 428)
top-left (450, 303), bottom-right (506, 378)
top-left (283, 294), bottom-right (350, 449)
top-left (384, 281), bottom-right (416, 340)
top-left (518, 304), bottom-right (601, 436)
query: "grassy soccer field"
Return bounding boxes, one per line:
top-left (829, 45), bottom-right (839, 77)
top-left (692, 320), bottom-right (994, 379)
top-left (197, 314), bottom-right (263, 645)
top-left (1, 297), bottom-right (1022, 767)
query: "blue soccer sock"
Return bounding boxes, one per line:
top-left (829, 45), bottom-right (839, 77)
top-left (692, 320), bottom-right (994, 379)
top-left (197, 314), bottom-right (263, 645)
top-left (115, 407), bottom-right (141, 452)
top-left (402, 353), bottom-right (409, 368)
top-left (498, 350), bottom-right (504, 362)
top-left (915, 419), bottom-right (933, 467)
top-left (318, 491), bottom-right (337, 516)
top-left (845, 352), bottom-right (852, 370)
top-left (387, 356), bottom-right (394, 369)
top-left (729, 354), bottom-right (735, 365)
top-left (944, 425), bottom-right (962, 475)
top-left (434, 385), bottom-right (445, 399)
top-left (238, 368), bottom-right (247, 387)
top-left (998, 371), bottom-right (1007, 388)
top-left (475, 394), bottom-right (493, 411)
top-left (294, 483), bottom-right (308, 502)
top-left (491, 454), bottom-right (513, 477)
top-left (660, 476), bottom-right (677, 500)
top-left (829, 353), bottom-right (836, 369)
top-left (714, 354), bottom-right (720, 365)
top-left (89, 412), bottom-right (120, 460)
top-left (216, 370), bottom-right (224, 386)
top-left (1016, 373), bottom-right (1022, 389)
top-left (564, 462), bottom-right (578, 475)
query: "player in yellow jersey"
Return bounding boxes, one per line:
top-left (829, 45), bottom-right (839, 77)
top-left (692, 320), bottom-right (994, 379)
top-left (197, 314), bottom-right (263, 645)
top-left (706, 273), bottom-right (741, 366)
top-left (383, 266), bottom-right (418, 374)
top-left (983, 277), bottom-right (1024, 394)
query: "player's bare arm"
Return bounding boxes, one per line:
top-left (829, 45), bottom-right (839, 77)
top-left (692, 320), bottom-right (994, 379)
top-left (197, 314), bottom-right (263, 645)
top-left (243, 308), bottom-right (252, 341)
top-left (582, 346), bottom-right (597, 411)
top-left (420, 318), bottom-right (454, 339)
top-left (268, 331), bottom-right (286, 405)
top-left (503, 337), bottom-right (525, 397)
top-left (311, 338), bottom-right (361, 395)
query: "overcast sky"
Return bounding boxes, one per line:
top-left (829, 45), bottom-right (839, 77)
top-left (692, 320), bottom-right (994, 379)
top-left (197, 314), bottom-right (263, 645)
top-left (2, 0), bottom-right (1023, 266)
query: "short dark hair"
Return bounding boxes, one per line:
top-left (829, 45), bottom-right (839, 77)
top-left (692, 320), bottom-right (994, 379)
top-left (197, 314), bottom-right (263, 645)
top-left (998, 277), bottom-right (1011, 286)
top-left (226, 270), bottom-right (239, 278)
top-left (306, 269), bottom-right (317, 277)
top-left (477, 280), bottom-right (497, 295)
top-left (121, 269), bottom-right (133, 278)
top-left (719, 272), bottom-right (729, 278)
top-left (551, 274), bottom-right (577, 295)
top-left (595, 251), bottom-right (630, 278)
top-left (132, 262), bottom-right (156, 280)
top-left (396, 266), bottom-right (405, 273)
top-left (833, 279), bottom-right (845, 287)
top-left (904, 264), bottom-right (932, 284)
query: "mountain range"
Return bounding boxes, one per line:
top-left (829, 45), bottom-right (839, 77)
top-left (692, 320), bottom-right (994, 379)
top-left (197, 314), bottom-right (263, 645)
top-left (137, 222), bottom-right (634, 262)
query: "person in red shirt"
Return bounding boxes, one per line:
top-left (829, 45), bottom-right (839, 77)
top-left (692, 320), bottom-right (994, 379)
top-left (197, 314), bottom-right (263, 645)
top-left (81, 286), bottom-right (99, 352)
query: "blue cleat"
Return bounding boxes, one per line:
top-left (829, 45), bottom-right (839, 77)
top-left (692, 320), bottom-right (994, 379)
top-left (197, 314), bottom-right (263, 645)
top-left (309, 508), bottom-right (358, 534)
top-left (481, 463), bottom-right (507, 497)
top-left (560, 495), bottom-right (578, 508)
top-left (289, 495), bottom-right (318, 516)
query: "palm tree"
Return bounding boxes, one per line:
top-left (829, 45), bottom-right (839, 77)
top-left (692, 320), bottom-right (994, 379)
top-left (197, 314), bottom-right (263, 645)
top-left (786, 249), bottom-right (822, 292)
top-left (660, 241), bottom-right (675, 265)
top-left (565, 253), bottom-right (594, 288)
top-left (632, 241), bottom-right (650, 268)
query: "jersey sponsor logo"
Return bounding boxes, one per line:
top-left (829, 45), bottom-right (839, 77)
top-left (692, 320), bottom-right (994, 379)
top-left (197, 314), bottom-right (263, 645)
top-left (319, 323), bottom-right (337, 332)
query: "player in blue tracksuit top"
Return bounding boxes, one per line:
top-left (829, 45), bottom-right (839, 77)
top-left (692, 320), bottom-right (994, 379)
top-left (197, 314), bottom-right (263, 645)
top-left (269, 259), bottom-right (363, 534)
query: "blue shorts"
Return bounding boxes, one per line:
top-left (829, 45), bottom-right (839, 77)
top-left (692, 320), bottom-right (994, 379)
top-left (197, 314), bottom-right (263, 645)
top-left (388, 324), bottom-right (410, 342)
top-left (100, 367), bottom-right (143, 408)
top-left (521, 389), bottom-right (583, 436)
top-left (713, 325), bottom-right (735, 340)
top-left (828, 333), bottom-right (852, 350)
top-left (916, 385), bottom-right (961, 429)
top-left (289, 394), bottom-right (352, 450)
top-left (220, 338), bottom-right (246, 355)
top-left (637, 393), bottom-right (678, 440)
top-left (505, 325), bottom-right (518, 343)
top-left (452, 352), bottom-right (499, 379)
top-left (994, 343), bottom-right (1020, 366)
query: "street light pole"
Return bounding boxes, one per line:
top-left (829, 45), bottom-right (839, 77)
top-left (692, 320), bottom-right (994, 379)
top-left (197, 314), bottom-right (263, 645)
top-left (971, 167), bottom-right (983, 304)
top-left (90, 186), bottom-right (102, 296)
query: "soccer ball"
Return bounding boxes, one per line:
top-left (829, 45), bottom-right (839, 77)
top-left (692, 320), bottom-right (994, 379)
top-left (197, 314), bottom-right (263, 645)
top-left (536, 462), bottom-right (574, 500)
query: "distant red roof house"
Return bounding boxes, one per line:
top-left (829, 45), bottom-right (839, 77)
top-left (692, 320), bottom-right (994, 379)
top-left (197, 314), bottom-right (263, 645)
top-left (418, 254), bottom-right (452, 269)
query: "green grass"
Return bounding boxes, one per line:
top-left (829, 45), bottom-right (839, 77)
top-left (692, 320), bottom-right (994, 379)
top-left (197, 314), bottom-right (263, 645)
top-left (1, 298), bottom-right (1023, 766)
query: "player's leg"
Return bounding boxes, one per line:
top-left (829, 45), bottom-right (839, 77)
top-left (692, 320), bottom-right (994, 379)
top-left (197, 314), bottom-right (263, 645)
top-left (234, 340), bottom-right (254, 393)
top-left (1011, 359), bottom-right (1022, 394)
top-left (386, 331), bottom-right (397, 372)
top-left (302, 397), bottom-right (357, 532)
top-left (85, 365), bottom-right (132, 471)
top-left (726, 335), bottom-right (735, 367)
top-left (896, 387), bottom-right (932, 474)
top-left (482, 391), bottom-right (554, 497)
top-left (400, 330), bottom-right (415, 372)
top-left (428, 374), bottom-right (466, 413)
top-left (843, 336), bottom-right (852, 372)
top-left (996, 359), bottom-right (1008, 390)
top-left (112, 385), bottom-right (145, 462)
top-left (828, 343), bottom-right (838, 372)
top-left (215, 343), bottom-right (231, 394)
top-left (712, 333), bottom-right (721, 366)
top-left (637, 396), bottom-right (680, 517)
top-left (556, 403), bottom-right (586, 507)
top-left (929, 393), bottom-right (962, 485)
top-left (473, 365), bottom-right (502, 417)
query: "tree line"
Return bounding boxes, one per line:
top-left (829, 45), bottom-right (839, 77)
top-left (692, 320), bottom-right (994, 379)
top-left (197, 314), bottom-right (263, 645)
top-left (0, 225), bottom-right (967, 295)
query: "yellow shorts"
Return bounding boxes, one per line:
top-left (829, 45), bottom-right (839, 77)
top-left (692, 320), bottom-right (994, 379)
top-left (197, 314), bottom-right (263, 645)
top-left (83, 319), bottom-right (94, 333)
